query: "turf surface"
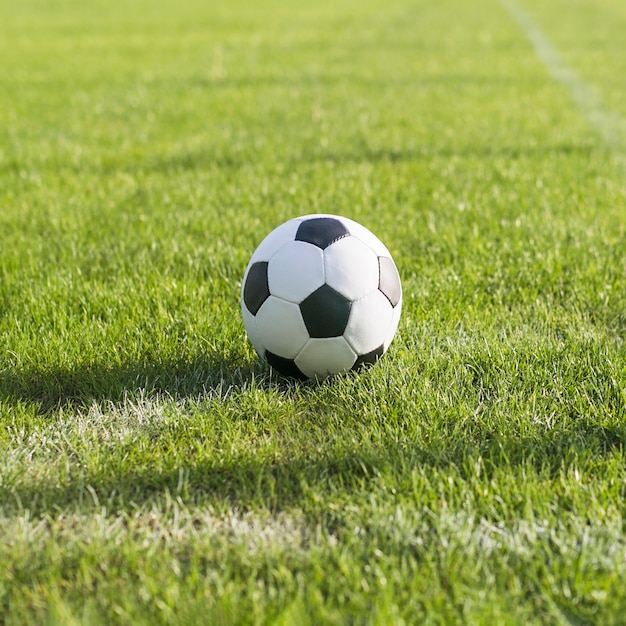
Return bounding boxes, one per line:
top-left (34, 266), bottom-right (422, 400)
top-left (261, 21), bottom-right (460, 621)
top-left (1, 0), bottom-right (626, 623)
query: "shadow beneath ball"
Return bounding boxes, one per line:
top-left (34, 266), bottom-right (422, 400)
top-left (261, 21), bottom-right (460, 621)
top-left (0, 350), bottom-right (273, 416)
top-left (1, 344), bottom-right (379, 415)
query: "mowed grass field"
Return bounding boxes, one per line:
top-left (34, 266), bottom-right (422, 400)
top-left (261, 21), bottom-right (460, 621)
top-left (1, 0), bottom-right (626, 623)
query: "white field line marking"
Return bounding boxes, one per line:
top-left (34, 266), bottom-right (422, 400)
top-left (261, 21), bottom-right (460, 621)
top-left (501, 0), bottom-right (626, 155)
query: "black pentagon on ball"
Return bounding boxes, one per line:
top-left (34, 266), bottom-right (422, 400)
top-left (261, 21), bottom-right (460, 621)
top-left (300, 284), bottom-right (352, 338)
top-left (265, 351), bottom-right (308, 380)
top-left (352, 345), bottom-right (384, 369)
top-left (295, 217), bottom-right (349, 249)
top-left (243, 261), bottom-right (270, 315)
top-left (378, 256), bottom-right (401, 307)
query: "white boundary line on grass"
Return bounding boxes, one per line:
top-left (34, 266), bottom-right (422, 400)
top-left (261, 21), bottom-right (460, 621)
top-left (501, 0), bottom-right (626, 155)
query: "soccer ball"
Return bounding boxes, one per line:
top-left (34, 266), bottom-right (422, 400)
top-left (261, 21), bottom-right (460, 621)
top-left (240, 214), bottom-right (402, 380)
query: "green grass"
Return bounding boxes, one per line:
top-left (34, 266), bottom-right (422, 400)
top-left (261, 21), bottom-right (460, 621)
top-left (1, 0), bottom-right (626, 623)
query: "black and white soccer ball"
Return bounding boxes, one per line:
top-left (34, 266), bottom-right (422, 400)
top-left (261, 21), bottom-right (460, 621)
top-left (240, 214), bottom-right (402, 380)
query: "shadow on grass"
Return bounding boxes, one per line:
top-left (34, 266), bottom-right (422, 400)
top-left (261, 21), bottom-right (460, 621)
top-left (3, 412), bottom-right (625, 518)
top-left (0, 351), bottom-right (276, 415)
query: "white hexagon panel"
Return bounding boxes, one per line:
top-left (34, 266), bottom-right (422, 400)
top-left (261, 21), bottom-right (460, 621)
top-left (268, 241), bottom-right (325, 303)
top-left (295, 337), bottom-right (357, 379)
top-left (255, 296), bottom-right (309, 359)
top-left (324, 236), bottom-right (379, 301)
top-left (344, 289), bottom-right (395, 356)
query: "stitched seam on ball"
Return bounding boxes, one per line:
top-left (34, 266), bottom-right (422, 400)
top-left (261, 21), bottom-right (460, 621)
top-left (327, 232), bottom-right (350, 248)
